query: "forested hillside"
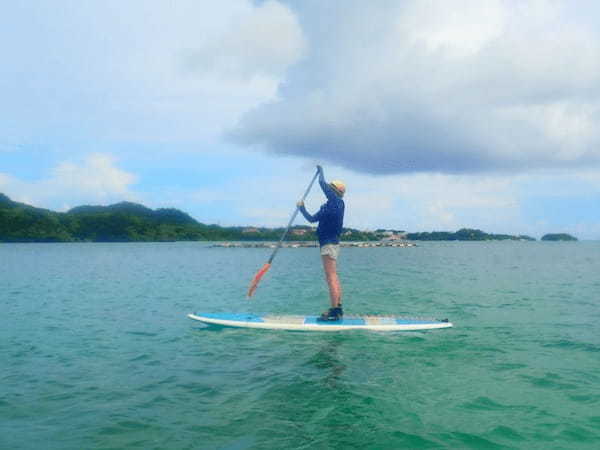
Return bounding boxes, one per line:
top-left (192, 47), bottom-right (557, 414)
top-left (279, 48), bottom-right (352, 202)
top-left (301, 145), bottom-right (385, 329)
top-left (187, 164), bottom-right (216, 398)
top-left (0, 193), bottom-right (372, 242)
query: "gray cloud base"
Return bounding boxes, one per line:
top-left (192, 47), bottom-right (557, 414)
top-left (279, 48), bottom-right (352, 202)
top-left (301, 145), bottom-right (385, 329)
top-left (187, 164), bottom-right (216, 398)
top-left (232, 1), bottom-right (600, 175)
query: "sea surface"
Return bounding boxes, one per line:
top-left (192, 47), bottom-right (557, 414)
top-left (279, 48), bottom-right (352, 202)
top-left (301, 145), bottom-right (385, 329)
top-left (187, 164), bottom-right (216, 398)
top-left (1, 241), bottom-right (599, 449)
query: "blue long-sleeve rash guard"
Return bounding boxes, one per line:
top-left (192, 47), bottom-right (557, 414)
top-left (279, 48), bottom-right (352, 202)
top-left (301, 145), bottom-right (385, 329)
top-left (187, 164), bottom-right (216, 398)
top-left (299, 173), bottom-right (345, 247)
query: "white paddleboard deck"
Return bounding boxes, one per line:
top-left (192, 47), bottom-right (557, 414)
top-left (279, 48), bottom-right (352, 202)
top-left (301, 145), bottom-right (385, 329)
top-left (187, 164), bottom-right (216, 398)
top-left (188, 313), bottom-right (452, 331)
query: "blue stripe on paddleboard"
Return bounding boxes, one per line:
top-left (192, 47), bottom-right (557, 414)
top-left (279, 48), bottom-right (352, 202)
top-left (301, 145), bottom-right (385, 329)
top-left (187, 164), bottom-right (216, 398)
top-left (304, 317), bottom-right (366, 326)
top-left (200, 313), bottom-right (264, 323)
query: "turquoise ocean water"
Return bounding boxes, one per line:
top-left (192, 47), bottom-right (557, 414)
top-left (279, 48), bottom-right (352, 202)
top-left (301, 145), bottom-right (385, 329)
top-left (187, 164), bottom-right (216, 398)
top-left (1, 242), bottom-right (599, 449)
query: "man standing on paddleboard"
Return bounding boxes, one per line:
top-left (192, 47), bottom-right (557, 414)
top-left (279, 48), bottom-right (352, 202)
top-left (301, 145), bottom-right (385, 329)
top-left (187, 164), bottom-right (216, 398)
top-left (297, 166), bottom-right (346, 321)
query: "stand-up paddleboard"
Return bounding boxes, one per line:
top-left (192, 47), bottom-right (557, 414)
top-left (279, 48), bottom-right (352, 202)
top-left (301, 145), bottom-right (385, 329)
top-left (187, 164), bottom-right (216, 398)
top-left (188, 313), bottom-right (452, 332)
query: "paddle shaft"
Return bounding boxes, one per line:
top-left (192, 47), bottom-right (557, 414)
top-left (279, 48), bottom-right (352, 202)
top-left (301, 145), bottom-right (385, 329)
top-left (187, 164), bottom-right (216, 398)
top-left (267, 169), bottom-right (320, 264)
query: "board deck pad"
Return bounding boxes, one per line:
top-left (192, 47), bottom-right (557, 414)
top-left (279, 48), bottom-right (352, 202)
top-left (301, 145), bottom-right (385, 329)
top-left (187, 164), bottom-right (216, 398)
top-left (188, 312), bottom-right (452, 331)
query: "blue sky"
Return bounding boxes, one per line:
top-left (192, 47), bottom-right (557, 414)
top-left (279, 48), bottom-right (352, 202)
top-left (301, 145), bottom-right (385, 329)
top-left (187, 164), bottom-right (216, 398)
top-left (1, 0), bottom-right (600, 239)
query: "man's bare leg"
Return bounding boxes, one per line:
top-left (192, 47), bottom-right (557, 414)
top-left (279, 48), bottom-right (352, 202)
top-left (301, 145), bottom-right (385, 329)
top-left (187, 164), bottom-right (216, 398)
top-left (322, 255), bottom-right (342, 308)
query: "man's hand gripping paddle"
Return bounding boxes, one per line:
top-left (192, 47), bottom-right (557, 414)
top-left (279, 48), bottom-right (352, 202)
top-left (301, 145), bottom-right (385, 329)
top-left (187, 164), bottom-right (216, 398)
top-left (247, 168), bottom-right (320, 298)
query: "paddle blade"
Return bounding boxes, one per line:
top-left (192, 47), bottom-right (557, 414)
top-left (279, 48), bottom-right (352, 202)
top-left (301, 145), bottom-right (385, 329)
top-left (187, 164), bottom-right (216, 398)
top-left (247, 263), bottom-right (271, 298)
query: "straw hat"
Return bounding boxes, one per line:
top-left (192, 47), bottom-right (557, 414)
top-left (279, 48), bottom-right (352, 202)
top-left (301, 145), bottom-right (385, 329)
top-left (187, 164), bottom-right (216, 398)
top-left (330, 180), bottom-right (346, 197)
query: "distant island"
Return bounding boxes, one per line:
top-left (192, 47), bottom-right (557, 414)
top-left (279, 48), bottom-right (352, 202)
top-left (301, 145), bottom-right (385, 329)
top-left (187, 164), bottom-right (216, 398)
top-left (541, 233), bottom-right (578, 241)
top-left (0, 193), bottom-right (570, 243)
top-left (405, 230), bottom-right (535, 241)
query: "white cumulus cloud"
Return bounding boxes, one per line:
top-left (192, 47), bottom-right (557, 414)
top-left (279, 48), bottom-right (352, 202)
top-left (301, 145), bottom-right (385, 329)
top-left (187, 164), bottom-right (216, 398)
top-left (0, 0), bottom-right (306, 145)
top-left (185, 0), bottom-right (306, 80)
top-left (0, 154), bottom-right (138, 210)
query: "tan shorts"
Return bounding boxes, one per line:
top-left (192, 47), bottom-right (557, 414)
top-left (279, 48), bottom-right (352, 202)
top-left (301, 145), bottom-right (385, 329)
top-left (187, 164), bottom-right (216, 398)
top-left (320, 244), bottom-right (340, 260)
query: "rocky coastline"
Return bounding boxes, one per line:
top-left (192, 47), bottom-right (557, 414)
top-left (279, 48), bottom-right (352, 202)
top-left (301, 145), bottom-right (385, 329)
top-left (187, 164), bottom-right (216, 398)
top-left (211, 241), bottom-right (416, 248)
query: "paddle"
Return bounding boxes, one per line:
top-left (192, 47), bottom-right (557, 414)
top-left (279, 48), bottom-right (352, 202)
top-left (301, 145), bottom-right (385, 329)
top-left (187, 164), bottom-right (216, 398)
top-left (247, 168), bottom-right (320, 298)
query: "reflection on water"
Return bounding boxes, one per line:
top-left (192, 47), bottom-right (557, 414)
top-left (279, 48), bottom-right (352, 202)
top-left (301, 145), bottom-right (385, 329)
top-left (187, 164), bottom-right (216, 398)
top-left (307, 335), bottom-right (346, 389)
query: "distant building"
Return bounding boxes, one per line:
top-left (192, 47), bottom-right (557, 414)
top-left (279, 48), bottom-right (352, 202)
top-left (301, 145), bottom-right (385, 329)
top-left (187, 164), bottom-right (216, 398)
top-left (291, 229), bottom-right (307, 236)
top-left (242, 227), bottom-right (260, 233)
top-left (381, 231), bottom-right (407, 241)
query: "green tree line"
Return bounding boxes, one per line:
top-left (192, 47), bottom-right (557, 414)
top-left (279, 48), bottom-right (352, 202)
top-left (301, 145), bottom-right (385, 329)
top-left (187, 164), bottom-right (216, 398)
top-left (406, 228), bottom-right (536, 241)
top-left (0, 193), bottom-right (379, 243)
top-left (3, 193), bottom-right (569, 243)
